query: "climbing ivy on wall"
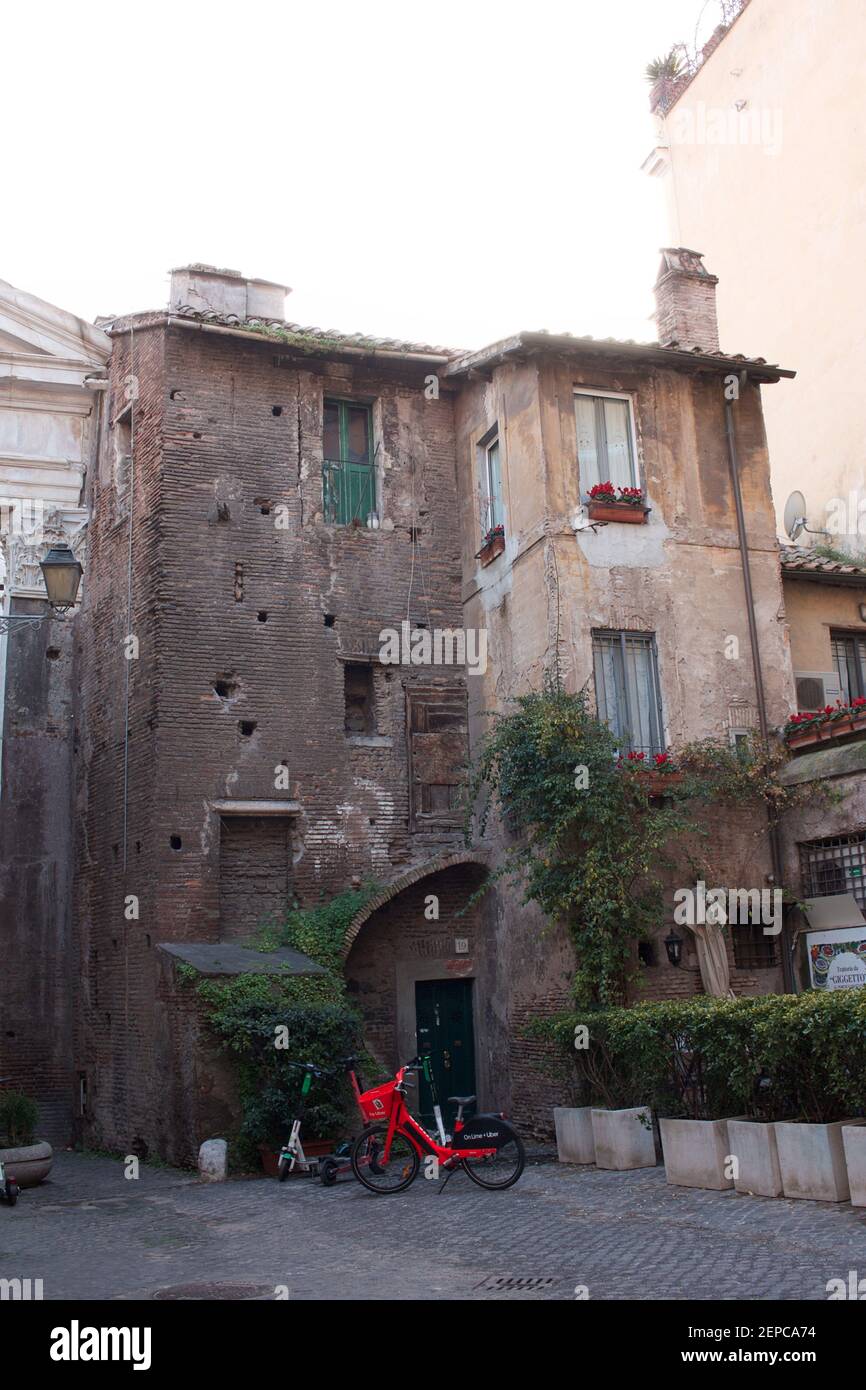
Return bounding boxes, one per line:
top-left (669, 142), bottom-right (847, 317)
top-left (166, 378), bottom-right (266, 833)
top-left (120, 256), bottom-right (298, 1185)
top-left (466, 679), bottom-right (805, 1009)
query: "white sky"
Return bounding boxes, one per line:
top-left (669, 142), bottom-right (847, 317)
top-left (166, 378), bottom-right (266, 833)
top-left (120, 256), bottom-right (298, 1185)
top-left (4, 0), bottom-right (722, 350)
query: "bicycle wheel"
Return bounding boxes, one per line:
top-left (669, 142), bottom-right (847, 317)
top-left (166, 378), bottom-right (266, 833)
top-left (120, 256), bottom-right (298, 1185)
top-left (351, 1124), bottom-right (419, 1194)
top-left (462, 1124), bottom-right (525, 1190)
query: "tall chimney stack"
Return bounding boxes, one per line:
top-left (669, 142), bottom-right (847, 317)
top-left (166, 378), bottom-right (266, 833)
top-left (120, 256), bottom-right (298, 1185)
top-left (653, 248), bottom-right (719, 353)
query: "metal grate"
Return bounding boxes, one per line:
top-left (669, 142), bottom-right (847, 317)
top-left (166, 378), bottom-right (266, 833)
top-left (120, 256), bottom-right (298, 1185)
top-left (799, 831), bottom-right (866, 909)
top-left (475, 1276), bottom-right (557, 1293)
top-left (731, 919), bottom-right (779, 970)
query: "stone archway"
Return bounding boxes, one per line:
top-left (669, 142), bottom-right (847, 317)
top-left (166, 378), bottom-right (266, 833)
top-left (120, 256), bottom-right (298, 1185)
top-left (344, 852), bottom-right (498, 1108)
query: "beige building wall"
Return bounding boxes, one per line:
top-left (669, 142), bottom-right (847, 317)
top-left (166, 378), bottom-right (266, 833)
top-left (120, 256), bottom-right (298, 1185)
top-left (453, 348), bottom-right (793, 1120)
top-left (784, 579), bottom-right (866, 676)
top-left (647, 0), bottom-right (866, 549)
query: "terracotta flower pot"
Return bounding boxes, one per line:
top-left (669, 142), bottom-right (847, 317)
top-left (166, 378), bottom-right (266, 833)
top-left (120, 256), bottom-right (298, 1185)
top-left (478, 533), bottom-right (505, 566)
top-left (587, 501), bottom-right (649, 525)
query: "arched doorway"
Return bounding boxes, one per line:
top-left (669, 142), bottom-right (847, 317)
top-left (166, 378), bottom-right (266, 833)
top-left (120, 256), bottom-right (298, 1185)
top-left (344, 854), bottom-right (495, 1122)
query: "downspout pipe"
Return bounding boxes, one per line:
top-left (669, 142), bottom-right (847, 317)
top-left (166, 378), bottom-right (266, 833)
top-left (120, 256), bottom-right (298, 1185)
top-left (724, 387), bottom-right (796, 993)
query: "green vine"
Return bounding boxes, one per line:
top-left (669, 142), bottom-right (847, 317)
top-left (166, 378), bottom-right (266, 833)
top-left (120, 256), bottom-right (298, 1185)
top-left (466, 681), bottom-right (808, 1008)
top-left (188, 884), bottom-right (381, 1167)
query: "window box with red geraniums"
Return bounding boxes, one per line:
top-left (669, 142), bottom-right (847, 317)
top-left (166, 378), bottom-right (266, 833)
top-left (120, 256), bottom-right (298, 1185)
top-left (615, 750), bottom-right (684, 792)
top-left (586, 482), bottom-right (650, 525)
top-left (476, 523), bottom-right (505, 567)
top-left (784, 697), bottom-right (866, 750)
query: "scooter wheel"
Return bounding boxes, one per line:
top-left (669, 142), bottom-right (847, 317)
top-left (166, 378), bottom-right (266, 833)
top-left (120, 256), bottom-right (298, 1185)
top-left (5, 1180), bottom-right (19, 1207)
top-left (277, 1155), bottom-right (291, 1183)
top-left (319, 1158), bottom-right (339, 1187)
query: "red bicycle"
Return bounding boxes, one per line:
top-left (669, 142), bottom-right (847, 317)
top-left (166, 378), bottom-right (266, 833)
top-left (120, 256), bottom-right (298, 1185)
top-left (350, 1056), bottom-right (525, 1194)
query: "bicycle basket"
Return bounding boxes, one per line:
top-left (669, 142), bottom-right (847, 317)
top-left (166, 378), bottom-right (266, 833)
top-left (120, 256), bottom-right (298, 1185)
top-left (358, 1080), bottom-right (396, 1122)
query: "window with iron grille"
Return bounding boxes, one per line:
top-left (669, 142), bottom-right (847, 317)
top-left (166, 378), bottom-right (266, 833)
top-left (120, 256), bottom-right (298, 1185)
top-left (830, 632), bottom-right (866, 704)
top-left (800, 831), bottom-right (866, 909)
top-left (731, 917), bottom-right (779, 970)
top-left (592, 630), bottom-right (664, 755)
top-left (323, 399), bottom-right (375, 525)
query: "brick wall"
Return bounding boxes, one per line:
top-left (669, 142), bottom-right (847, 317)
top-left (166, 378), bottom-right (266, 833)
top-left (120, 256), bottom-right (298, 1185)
top-left (74, 322), bottom-right (468, 1159)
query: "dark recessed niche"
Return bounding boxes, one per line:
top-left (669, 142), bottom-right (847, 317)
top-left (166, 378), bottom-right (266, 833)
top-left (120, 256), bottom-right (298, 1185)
top-left (239, 720), bottom-right (257, 737)
top-left (112, 844), bottom-right (119, 858)
top-left (272, 406), bottom-right (283, 417)
top-left (408, 527), bottom-right (420, 542)
top-left (638, 941), bottom-right (657, 967)
top-left (257, 611), bottom-right (268, 623)
top-left (146, 935), bottom-right (151, 948)
top-left (324, 614), bottom-right (336, 628)
top-left (45, 646), bottom-right (61, 660)
top-left (136, 841), bottom-right (141, 853)
top-left (193, 432), bottom-right (202, 440)
top-left (214, 673), bottom-right (239, 699)
top-left (170, 835), bottom-right (182, 850)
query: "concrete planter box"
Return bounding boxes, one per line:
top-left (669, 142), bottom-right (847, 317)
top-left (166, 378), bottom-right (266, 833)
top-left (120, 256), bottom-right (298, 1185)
top-left (591, 1106), bottom-right (656, 1170)
top-left (0, 1140), bottom-right (53, 1188)
top-left (841, 1123), bottom-right (866, 1207)
top-left (659, 1117), bottom-right (734, 1190)
top-left (553, 1107), bottom-right (596, 1165)
top-left (775, 1119), bottom-right (866, 1202)
top-left (726, 1118), bottom-right (783, 1197)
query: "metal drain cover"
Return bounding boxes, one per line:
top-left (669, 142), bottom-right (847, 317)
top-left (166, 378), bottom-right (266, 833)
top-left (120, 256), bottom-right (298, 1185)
top-left (152, 1282), bottom-right (275, 1301)
top-left (475, 1276), bottom-right (557, 1293)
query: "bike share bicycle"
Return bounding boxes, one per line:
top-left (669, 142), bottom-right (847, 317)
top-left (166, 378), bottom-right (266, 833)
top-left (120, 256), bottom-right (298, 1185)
top-left (350, 1054), bottom-right (525, 1194)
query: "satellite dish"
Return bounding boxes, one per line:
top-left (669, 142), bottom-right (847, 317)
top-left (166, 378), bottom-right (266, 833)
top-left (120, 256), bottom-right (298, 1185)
top-left (784, 490), bottom-right (808, 542)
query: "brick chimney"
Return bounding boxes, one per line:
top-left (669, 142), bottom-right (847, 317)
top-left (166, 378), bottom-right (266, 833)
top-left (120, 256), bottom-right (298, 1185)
top-left (653, 248), bottom-right (719, 353)
top-left (169, 264), bottom-right (290, 321)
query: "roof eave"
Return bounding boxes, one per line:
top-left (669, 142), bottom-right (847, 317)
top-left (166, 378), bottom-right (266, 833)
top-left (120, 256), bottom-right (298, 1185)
top-left (445, 332), bottom-right (795, 383)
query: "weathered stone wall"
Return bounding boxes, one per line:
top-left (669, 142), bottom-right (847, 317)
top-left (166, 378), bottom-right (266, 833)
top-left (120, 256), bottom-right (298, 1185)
top-left (0, 602), bottom-right (77, 1141)
top-left (453, 354), bottom-right (790, 1125)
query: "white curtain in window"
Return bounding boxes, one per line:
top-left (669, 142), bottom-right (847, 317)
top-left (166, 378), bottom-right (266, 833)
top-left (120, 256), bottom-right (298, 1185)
top-left (575, 395), bottom-right (601, 493)
top-left (603, 398), bottom-right (634, 490)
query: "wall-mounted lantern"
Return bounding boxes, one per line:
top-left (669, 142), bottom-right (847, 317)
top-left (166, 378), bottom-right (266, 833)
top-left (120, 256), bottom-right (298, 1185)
top-left (0, 545), bottom-right (83, 637)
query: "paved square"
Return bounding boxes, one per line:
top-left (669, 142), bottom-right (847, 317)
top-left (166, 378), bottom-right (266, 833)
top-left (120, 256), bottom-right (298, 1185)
top-left (3, 1151), bottom-right (864, 1300)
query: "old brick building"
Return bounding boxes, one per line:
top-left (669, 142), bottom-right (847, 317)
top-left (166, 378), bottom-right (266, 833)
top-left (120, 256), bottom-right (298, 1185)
top-left (74, 266), bottom-right (493, 1161)
top-left (3, 254), bottom-right (811, 1159)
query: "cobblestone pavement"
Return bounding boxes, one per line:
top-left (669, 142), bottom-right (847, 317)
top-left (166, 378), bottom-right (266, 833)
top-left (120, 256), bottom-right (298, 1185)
top-left (3, 1150), bottom-right (865, 1301)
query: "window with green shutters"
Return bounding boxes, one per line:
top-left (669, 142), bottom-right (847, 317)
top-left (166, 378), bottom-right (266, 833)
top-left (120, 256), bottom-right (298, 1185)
top-left (323, 399), bottom-right (376, 525)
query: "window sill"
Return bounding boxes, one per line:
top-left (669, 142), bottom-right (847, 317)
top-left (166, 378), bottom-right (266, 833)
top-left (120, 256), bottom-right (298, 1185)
top-left (345, 733), bottom-right (392, 748)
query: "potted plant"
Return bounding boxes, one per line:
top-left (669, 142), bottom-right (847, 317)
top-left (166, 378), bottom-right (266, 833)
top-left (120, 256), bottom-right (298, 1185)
top-left (476, 523), bottom-right (506, 566)
top-left (586, 482), bottom-right (650, 525)
top-left (617, 750), bottom-right (684, 795)
top-left (842, 1123), bottom-right (866, 1207)
top-left (784, 697), bottom-right (866, 750)
top-left (0, 1091), bottom-right (53, 1188)
top-left (565, 1010), bottom-right (659, 1171)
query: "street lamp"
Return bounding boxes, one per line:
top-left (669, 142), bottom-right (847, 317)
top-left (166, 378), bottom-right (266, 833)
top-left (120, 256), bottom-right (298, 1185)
top-left (664, 928), bottom-right (684, 967)
top-left (0, 545), bottom-right (83, 636)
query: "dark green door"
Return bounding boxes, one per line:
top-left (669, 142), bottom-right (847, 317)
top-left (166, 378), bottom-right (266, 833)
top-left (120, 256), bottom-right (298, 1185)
top-left (415, 978), bottom-right (476, 1130)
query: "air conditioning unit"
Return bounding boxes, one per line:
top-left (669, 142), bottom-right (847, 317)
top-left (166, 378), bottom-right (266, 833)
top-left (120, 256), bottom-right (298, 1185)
top-left (794, 671), bottom-right (843, 711)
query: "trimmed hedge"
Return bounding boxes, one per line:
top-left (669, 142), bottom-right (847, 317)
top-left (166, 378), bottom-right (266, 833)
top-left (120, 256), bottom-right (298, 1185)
top-left (545, 992), bottom-right (866, 1123)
